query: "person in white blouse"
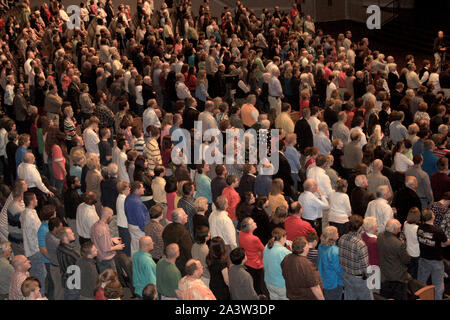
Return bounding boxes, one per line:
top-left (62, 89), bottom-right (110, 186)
top-left (20, 192), bottom-right (46, 292)
top-left (175, 73), bottom-right (192, 100)
top-left (328, 179), bottom-right (352, 236)
top-left (76, 192), bottom-right (100, 245)
top-left (393, 140), bottom-right (414, 173)
top-left (365, 185), bottom-right (394, 233)
top-left (117, 138), bottom-right (130, 183)
top-left (403, 207), bottom-right (421, 278)
top-left (326, 74), bottom-right (337, 101)
top-left (306, 155), bottom-right (334, 199)
top-left (208, 196), bottom-right (237, 250)
top-left (83, 117), bottom-right (100, 156)
top-left (17, 152), bottom-right (53, 197)
top-left (298, 179), bottom-right (329, 237)
top-left (349, 116), bottom-right (367, 149)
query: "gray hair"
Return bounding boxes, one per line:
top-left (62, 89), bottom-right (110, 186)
top-left (372, 159), bottom-right (383, 171)
top-left (363, 216), bottom-right (377, 233)
top-left (0, 241), bottom-right (11, 255)
top-left (355, 175), bottom-right (367, 187)
top-left (385, 219), bottom-right (401, 233)
top-left (375, 185), bottom-right (389, 198)
top-left (214, 195), bottom-right (228, 211)
top-left (405, 176), bottom-right (417, 188)
top-left (171, 208), bottom-right (185, 223)
top-left (106, 163), bottom-right (119, 177)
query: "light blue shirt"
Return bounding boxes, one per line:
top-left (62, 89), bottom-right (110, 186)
top-left (132, 251), bottom-right (156, 297)
top-left (195, 173), bottom-right (212, 203)
top-left (284, 145), bottom-right (301, 173)
top-left (318, 244), bottom-right (343, 289)
top-left (37, 222), bottom-right (50, 264)
top-left (268, 76), bottom-right (283, 97)
top-left (389, 121), bottom-right (408, 145)
top-left (263, 243), bottom-right (291, 288)
top-left (314, 132), bottom-right (333, 155)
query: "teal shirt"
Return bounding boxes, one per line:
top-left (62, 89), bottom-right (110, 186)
top-left (263, 243), bottom-right (291, 288)
top-left (194, 173), bottom-right (212, 203)
top-left (37, 222), bottom-right (50, 263)
top-left (156, 258), bottom-right (181, 298)
top-left (132, 251), bottom-right (156, 297)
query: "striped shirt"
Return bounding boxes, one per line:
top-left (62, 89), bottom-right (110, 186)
top-left (134, 137), bottom-right (145, 155)
top-left (338, 231), bottom-right (369, 276)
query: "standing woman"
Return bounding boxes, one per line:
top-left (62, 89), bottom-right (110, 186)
top-left (268, 178), bottom-right (289, 216)
top-left (195, 69), bottom-right (209, 112)
top-left (393, 140), bottom-right (413, 174)
top-left (45, 127), bottom-right (68, 194)
top-left (318, 226), bottom-right (343, 300)
top-left (206, 237), bottom-right (230, 300)
top-left (327, 179), bottom-right (352, 237)
top-left (63, 105), bottom-right (77, 154)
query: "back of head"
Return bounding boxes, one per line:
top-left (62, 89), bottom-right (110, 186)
top-left (142, 284), bottom-right (157, 300)
top-left (348, 215), bottom-right (364, 232)
top-left (229, 247), bottom-right (246, 265)
top-left (292, 237), bottom-right (308, 255)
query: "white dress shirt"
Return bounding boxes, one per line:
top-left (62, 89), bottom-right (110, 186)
top-left (208, 210), bottom-right (237, 249)
top-left (76, 203), bottom-right (99, 239)
top-left (365, 198), bottom-right (394, 233)
top-left (298, 191), bottom-right (329, 221)
top-left (83, 128), bottom-right (100, 155)
top-left (20, 208), bottom-right (41, 257)
top-left (116, 193), bottom-right (128, 229)
top-left (118, 151), bottom-right (130, 183)
top-left (17, 163), bottom-right (51, 194)
top-left (328, 191), bottom-right (352, 224)
top-left (306, 167), bottom-right (333, 198)
top-left (143, 107), bottom-right (161, 133)
top-left (176, 81), bottom-right (192, 100)
top-left (307, 116), bottom-right (320, 134)
top-left (198, 111), bottom-right (218, 134)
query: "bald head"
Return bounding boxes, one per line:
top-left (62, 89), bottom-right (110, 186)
top-left (100, 207), bottom-right (114, 223)
top-left (165, 243), bottom-right (180, 260)
top-left (372, 159), bottom-right (383, 171)
top-left (405, 176), bottom-right (418, 190)
top-left (12, 255), bottom-right (30, 272)
top-left (23, 152), bottom-right (35, 164)
top-left (139, 236), bottom-right (154, 252)
top-left (385, 219), bottom-right (401, 234)
top-left (303, 179), bottom-right (317, 192)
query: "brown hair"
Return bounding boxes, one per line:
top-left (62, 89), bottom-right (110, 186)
top-left (406, 207), bottom-right (421, 225)
top-left (267, 228), bottom-right (287, 249)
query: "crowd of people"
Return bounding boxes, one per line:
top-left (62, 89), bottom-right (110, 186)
top-left (0, 0), bottom-right (449, 301)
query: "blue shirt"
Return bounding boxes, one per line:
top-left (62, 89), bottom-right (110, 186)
top-left (421, 150), bottom-right (439, 177)
top-left (412, 139), bottom-right (424, 156)
top-left (254, 175), bottom-right (272, 197)
top-left (194, 173), bottom-right (212, 203)
top-left (15, 146), bottom-right (28, 170)
top-left (263, 243), bottom-right (291, 288)
top-left (318, 244), bottom-right (343, 290)
top-left (37, 222), bottom-right (50, 263)
top-left (284, 145), bottom-right (301, 173)
top-left (124, 193), bottom-right (150, 232)
top-left (132, 251), bottom-right (156, 297)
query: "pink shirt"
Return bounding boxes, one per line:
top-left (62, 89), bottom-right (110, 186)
top-left (166, 192), bottom-right (176, 221)
top-left (91, 220), bottom-right (115, 261)
top-left (51, 144), bottom-right (65, 181)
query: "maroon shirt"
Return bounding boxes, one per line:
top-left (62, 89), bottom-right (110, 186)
top-left (361, 232), bottom-right (380, 266)
top-left (430, 172), bottom-right (450, 201)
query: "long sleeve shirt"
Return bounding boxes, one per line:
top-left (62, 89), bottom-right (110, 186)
top-left (365, 198), bottom-right (394, 233)
top-left (17, 163), bottom-right (51, 194)
top-left (76, 203), bottom-right (99, 239)
top-left (125, 193), bottom-right (150, 232)
top-left (208, 210), bottom-right (237, 249)
top-left (338, 231), bottom-right (370, 276)
top-left (20, 208), bottom-right (41, 257)
top-left (306, 167), bottom-right (333, 198)
top-left (268, 76), bottom-right (283, 97)
top-left (90, 220), bottom-right (115, 261)
top-left (298, 191), bottom-right (329, 221)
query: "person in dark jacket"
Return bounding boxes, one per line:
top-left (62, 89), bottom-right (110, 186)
top-left (100, 163), bottom-right (119, 214)
top-left (350, 175), bottom-right (375, 217)
top-left (211, 164), bottom-right (228, 203)
top-left (238, 164), bottom-right (256, 198)
top-left (162, 208), bottom-right (193, 276)
top-left (377, 219), bottom-right (411, 300)
top-left (228, 247), bottom-right (262, 300)
top-left (294, 108), bottom-right (314, 155)
top-left (182, 97), bottom-right (200, 132)
top-left (391, 176), bottom-right (422, 225)
top-left (57, 227), bottom-right (81, 300)
top-left (76, 241), bottom-right (99, 300)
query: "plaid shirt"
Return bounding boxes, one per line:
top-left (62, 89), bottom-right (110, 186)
top-left (338, 231), bottom-right (369, 276)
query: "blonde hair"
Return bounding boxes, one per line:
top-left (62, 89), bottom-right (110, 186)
top-left (194, 197), bottom-right (208, 212)
top-left (70, 149), bottom-right (86, 167)
top-left (270, 178), bottom-right (284, 195)
top-left (320, 226), bottom-right (339, 246)
top-left (86, 153), bottom-right (100, 170)
top-left (116, 181), bottom-right (129, 194)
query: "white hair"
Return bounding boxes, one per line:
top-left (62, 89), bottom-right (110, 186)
top-left (355, 175), bottom-right (367, 187)
top-left (363, 216), bottom-right (377, 233)
top-left (385, 219), bottom-right (401, 233)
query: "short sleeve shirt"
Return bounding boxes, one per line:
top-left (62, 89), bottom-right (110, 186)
top-left (51, 144), bottom-right (65, 180)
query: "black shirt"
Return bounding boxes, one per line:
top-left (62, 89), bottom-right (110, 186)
top-left (418, 223), bottom-right (448, 261)
top-left (98, 140), bottom-right (112, 167)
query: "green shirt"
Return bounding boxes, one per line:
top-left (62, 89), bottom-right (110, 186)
top-left (132, 251), bottom-right (156, 297)
top-left (156, 258), bottom-right (181, 298)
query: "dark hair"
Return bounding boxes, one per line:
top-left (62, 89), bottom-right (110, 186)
top-left (39, 204), bottom-right (56, 221)
top-left (154, 165), bottom-right (165, 177)
top-left (117, 138), bottom-right (127, 150)
top-left (226, 175), bottom-right (237, 185)
top-left (229, 247), bottom-right (246, 265)
top-left (130, 181), bottom-right (143, 193)
top-left (142, 284), bottom-right (157, 300)
top-left (307, 232), bottom-right (319, 243)
top-left (348, 215), bottom-right (364, 232)
top-left (422, 209), bottom-right (433, 222)
top-left (104, 279), bottom-right (123, 299)
top-left (206, 237), bottom-right (228, 266)
top-left (194, 225), bottom-right (209, 244)
top-left (80, 241), bottom-right (95, 257)
top-left (412, 154), bottom-right (423, 165)
top-left (149, 205), bottom-right (163, 219)
top-left (255, 196), bottom-right (267, 210)
top-left (182, 181), bottom-right (194, 196)
top-left (185, 260), bottom-right (199, 276)
top-left (23, 191), bottom-right (36, 207)
top-left (215, 164), bottom-right (226, 176)
top-left (164, 177), bottom-right (177, 193)
top-left (267, 227), bottom-right (286, 249)
top-left (48, 217), bottom-right (62, 232)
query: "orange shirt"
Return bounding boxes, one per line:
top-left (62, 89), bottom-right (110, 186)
top-left (221, 186), bottom-right (240, 221)
top-left (239, 231), bottom-right (265, 269)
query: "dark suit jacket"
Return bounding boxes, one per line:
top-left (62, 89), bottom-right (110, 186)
top-left (294, 118), bottom-right (313, 154)
top-left (392, 187), bottom-right (422, 225)
top-left (350, 187), bottom-right (375, 217)
top-left (273, 152), bottom-right (294, 198)
top-left (182, 107), bottom-right (200, 132)
top-left (390, 90), bottom-right (404, 109)
top-left (162, 222), bottom-right (193, 276)
top-left (238, 174), bottom-right (256, 198)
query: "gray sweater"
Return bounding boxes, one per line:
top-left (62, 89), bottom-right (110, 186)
top-left (228, 264), bottom-right (259, 300)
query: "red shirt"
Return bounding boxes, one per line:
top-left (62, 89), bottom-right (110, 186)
top-left (30, 123), bottom-right (38, 149)
top-left (284, 216), bottom-right (316, 241)
top-left (51, 144), bottom-right (66, 181)
top-left (239, 231), bottom-right (265, 269)
top-left (221, 186), bottom-right (240, 221)
top-left (361, 232), bottom-right (380, 266)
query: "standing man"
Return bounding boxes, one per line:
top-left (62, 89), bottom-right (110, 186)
top-left (8, 255), bottom-right (30, 300)
top-left (298, 179), bottom-right (329, 237)
top-left (338, 215), bottom-right (373, 300)
top-left (0, 242), bottom-right (13, 300)
top-left (20, 192), bottom-right (46, 294)
top-left (433, 31), bottom-right (446, 71)
top-left (417, 209), bottom-right (450, 300)
top-left (132, 236), bottom-right (157, 298)
top-left (365, 186), bottom-right (394, 233)
top-left (45, 217), bottom-right (64, 300)
top-left (350, 175), bottom-right (375, 217)
top-left (76, 241), bottom-right (99, 300)
top-left (90, 207), bottom-right (125, 274)
top-left (156, 243), bottom-right (182, 300)
top-left (377, 219), bottom-right (411, 300)
top-left (268, 67), bottom-right (283, 116)
top-left (125, 181), bottom-right (150, 257)
top-left (56, 227), bottom-right (80, 300)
